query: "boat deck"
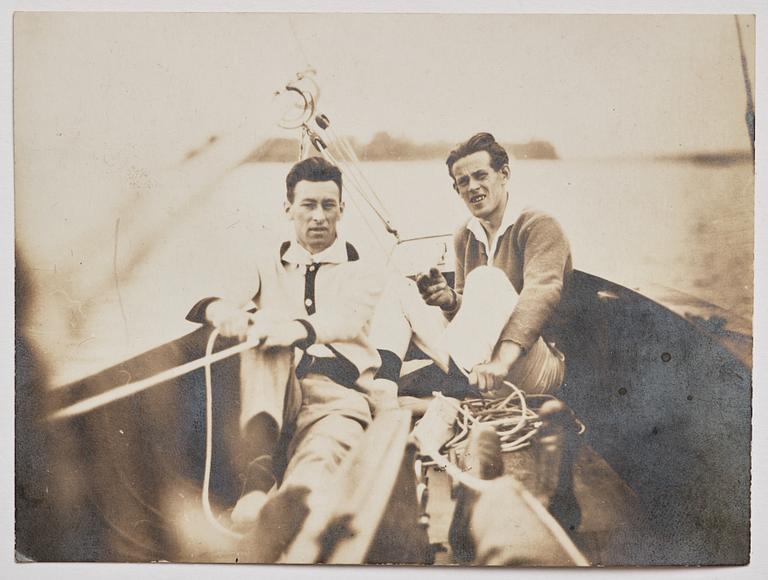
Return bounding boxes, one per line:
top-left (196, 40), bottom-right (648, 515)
top-left (424, 435), bottom-right (643, 565)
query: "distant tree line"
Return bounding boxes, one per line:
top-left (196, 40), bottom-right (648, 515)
top-left (653, 150), bottom-right (753, 166)
top-left (242, 132), bottom-right (558, 163)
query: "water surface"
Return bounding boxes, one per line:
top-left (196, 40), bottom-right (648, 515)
top-left (16, 158), bottom-right (754, 385)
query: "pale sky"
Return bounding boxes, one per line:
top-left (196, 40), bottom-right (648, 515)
top-left (11, 10), bottom-right (759, 382)
top-left (14, 12), bottom-right (755, 164)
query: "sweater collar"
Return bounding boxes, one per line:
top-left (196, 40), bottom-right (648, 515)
top-left (466, 194), bottom-right (522, 253)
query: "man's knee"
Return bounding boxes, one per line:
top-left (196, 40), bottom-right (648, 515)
top-left (298, 415), bottom-right (366, 459)
top-left (507, 339), bottom-right (565, 394)
top-left (283, 414), bottom-right (366, 490)
top-left (299, 376), bottom-right (372, 424)
top-left (464, 265), bottom-right (514, 292)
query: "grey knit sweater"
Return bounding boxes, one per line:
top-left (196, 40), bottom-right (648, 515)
top-left (452, 208), bottom-right (572, 351)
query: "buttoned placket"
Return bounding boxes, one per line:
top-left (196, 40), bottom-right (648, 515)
top-left (304, 262), bottom-right (320, 314)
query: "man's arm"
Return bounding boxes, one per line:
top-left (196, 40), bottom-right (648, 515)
top-left (249, 315), bottom-right (309, 348)
top-left (185, 267), bottom-right (262, 338)
top-left (193, 299), bottom-right (310, 347)
top-left (468, 214), bottom-right (570, 393)
top-left (441, 228), bottom-right (469, 319)
top-left (414, 228), bottom-right (469, 317)
top-left (416, 267), bottom-right (461, 314)
top-left (498, 213), bottom-right (571, 351)
top-left (468, 341), bottom-right (523, 392)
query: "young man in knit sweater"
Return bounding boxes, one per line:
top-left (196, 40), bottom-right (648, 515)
top-left (186, 157), bottom-right (393, 559)
top-left (372, 132), bottom-right (572, 396)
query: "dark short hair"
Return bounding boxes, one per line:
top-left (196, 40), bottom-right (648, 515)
top-left (445, 133), bottom-right (510, 179)
top-left (285, 156), bottom-right (343, 202)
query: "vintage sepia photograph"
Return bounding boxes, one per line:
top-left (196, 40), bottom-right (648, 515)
top-left (10, 6), bottom-right (760, 572)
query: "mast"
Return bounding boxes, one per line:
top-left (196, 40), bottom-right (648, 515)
top-left (733, 15), bottom-right (755, 158)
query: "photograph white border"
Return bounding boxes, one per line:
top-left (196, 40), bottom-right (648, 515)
top-left (2, 1), bottom-right (765, 579)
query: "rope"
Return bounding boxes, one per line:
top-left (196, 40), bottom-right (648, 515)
top-left (322, 121), bottom-right (400, 238)
top-left (284, 78), bottom-right (400, 243)
top-left (280, 69), bottom-right (455, 268)
top-left (420, 388), bottom-right (589, 566)
top-left (202, 329), bottom-right (244, 539)
top-left (398, 233), bottom-right (453, 244)
top-left (288, 73), bottom-right (456, 280)
top-left (311, 126), bottom-right (446, 274)
top-left (309, 136), bottom-right (394, 255)
top-left (327, 139), bottom-right (399, 239)
top-left (439, 381), bottom-right (544, 453)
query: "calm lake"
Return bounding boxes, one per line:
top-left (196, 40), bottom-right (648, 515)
top-left (199, 159), bottom-right (755, 320)
top-left (17, 158), bottom-right (754, 386)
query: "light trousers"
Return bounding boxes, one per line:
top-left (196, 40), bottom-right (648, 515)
top-left (370, 266), bottom-right (565, 394)
top-left (239, 346), bottom-right (371, 493)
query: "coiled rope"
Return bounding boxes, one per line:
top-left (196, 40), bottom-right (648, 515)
top-left (439, 382), bottom-right (543, 453)
top-left (437, 383), bottom-right (585, 455)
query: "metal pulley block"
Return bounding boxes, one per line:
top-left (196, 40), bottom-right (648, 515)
top-left (274, 69), bottom-right (320, 129)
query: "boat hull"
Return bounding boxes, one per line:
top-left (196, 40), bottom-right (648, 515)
top-left (16, 271), bottom-right (752, 564)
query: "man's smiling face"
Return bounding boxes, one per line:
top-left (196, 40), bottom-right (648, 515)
top-left (451, 150), bottom-right (509, 223)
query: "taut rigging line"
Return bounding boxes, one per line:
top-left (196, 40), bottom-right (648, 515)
top-left (276, 70), bottom-right (401, 245)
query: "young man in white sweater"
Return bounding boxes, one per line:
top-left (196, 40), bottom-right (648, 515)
top-left (186, 157), bottom-right (393, 559)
